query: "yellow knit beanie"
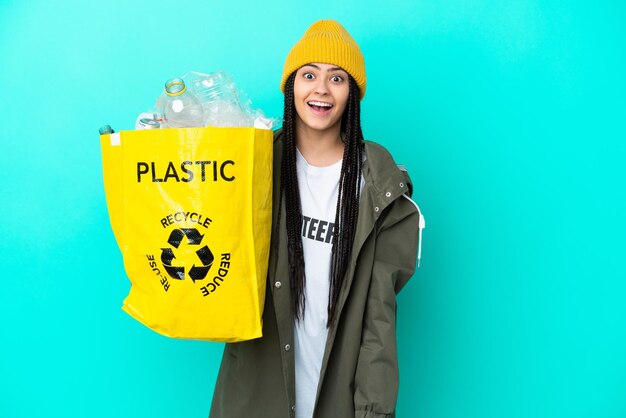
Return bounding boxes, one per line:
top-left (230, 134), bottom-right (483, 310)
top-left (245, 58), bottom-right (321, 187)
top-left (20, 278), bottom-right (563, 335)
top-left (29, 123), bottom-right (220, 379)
top-left (281, 20), bottom-right (366, 100)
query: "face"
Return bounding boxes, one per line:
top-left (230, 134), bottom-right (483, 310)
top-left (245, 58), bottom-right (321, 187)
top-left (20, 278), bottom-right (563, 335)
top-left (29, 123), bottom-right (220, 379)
top-left (293, 63), bottom-right (350, 136)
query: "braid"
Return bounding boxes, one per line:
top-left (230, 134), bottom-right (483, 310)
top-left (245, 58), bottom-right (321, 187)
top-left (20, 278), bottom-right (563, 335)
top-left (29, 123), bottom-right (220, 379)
top-left (279, 73), bottom-right (364, 326)
top-left (281, 73), bottom-right (307, 321)
top-left (328, 76), bottom-right (363, 326)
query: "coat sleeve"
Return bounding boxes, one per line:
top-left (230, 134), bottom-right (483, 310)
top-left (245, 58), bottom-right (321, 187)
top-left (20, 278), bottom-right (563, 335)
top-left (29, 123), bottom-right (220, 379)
top-left (354, 196), bottom-right (421, 418)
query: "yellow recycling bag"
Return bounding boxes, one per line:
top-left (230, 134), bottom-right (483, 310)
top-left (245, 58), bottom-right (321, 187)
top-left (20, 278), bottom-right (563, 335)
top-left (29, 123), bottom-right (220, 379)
top-left (100, 127), bottom-right (273, 342)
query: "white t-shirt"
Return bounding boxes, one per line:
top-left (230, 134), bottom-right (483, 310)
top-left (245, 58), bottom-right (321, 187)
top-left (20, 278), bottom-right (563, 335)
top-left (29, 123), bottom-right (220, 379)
top-left (294, 149), bottom-right (342, 418)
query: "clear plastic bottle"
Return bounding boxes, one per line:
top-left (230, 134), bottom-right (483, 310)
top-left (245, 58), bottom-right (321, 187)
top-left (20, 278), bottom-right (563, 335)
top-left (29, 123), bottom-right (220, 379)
top-left (160, 78), bottom-right (204, 128)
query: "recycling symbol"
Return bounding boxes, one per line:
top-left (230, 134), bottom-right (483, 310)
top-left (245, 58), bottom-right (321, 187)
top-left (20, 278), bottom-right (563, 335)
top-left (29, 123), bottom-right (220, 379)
top-left (161, 228), bottom-right (214, 282)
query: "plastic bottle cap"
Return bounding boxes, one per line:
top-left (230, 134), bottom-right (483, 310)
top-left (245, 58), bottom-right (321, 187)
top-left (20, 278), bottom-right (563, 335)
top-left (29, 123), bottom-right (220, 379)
top-left (165, 78), bottom-right (187, 97)
top-left (138, 118), bottom-right (161, 129)
top-left (99, 124), bottom-right (114, 135)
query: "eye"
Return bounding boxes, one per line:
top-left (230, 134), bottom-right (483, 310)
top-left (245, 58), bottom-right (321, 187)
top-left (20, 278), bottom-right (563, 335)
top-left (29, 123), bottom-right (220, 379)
top-left (303, 72), bottom-right (315, 80)
top-left (331, 75), bottom-right (344, 83)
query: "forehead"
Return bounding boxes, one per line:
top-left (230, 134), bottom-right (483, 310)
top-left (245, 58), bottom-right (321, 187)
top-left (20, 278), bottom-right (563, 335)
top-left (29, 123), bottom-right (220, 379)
top-left (299, 63), bottom-right (348, 73)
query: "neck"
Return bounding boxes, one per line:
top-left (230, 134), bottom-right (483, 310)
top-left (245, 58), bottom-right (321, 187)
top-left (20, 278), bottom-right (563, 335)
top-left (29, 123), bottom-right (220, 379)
top-left (294, 121), bottom-right (344, 167)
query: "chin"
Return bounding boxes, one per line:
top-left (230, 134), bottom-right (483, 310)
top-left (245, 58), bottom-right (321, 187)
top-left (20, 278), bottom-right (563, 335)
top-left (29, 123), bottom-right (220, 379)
top-left (302, 118), bottom-right (341, 133)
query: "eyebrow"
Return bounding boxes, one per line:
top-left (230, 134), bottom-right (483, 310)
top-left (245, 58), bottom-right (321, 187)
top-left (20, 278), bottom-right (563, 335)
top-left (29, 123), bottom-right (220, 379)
top-left (303, 64), bottom-right (346, 73)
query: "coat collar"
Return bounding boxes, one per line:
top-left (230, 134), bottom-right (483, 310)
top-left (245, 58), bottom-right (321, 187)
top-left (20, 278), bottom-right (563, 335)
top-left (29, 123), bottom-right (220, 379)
top-left (362, 140), bottom-right (413, 214)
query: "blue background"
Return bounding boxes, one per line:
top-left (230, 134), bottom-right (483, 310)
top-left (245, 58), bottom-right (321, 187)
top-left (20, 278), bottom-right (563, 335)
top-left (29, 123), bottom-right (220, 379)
top-left (1, 1), bottom-right (625, 417)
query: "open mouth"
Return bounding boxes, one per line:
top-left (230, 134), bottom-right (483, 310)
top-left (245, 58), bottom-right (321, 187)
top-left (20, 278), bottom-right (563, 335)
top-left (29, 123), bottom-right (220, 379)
top-left (307, 100), bottom-right (333, 113)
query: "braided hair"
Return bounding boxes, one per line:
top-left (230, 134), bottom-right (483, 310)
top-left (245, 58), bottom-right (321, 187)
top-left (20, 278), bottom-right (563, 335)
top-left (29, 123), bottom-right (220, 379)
top-left (278, 71), bottom-right (364, 327)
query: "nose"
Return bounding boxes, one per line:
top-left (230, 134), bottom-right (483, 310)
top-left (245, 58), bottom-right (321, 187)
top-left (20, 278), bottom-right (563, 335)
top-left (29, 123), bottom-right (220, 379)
top-left (313, 78), bottom-right (330, 95)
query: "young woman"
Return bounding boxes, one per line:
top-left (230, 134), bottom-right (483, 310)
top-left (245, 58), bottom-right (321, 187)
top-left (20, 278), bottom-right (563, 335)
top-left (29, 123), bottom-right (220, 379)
top-left (210, 20), bottom-right (424, 418)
